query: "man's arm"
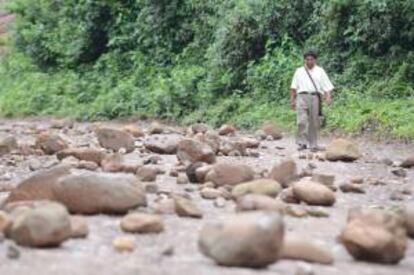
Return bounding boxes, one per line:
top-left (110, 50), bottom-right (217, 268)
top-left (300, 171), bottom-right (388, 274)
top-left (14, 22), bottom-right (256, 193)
top-left (290, 89), bottom-right (297, 110)
top-left (321, 69), bottom-right (334, 105)
top-left (325, 90), bottom-right (333, 106)
top-left (290, 69), bottom-right (298, 110)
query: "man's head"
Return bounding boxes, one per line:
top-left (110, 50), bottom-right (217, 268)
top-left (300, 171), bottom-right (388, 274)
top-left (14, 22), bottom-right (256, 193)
top-left (303, 50), bottom-right (317, 69)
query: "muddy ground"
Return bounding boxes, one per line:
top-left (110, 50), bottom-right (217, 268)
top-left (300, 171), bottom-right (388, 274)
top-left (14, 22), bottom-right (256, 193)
top-left (0, 117), bottom-right (413, 275)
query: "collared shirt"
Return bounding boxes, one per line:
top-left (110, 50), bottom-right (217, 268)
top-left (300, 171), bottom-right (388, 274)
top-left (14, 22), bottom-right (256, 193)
top-left (290, 65), bottom-right (334, 94)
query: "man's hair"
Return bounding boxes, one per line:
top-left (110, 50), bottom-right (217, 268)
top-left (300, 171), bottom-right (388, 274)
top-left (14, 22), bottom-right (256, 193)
top-left (303, 50), bottom-right (318, 59)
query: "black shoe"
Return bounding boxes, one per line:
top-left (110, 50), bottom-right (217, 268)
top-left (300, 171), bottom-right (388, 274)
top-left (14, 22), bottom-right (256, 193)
top-left (297, 144), bottom-right (307, 151)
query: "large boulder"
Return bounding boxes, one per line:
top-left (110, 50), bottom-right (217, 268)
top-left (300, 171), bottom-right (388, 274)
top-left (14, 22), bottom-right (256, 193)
top-left (292, 181), bottom-right (336, 206)
top-left (57, 148), bottom-right (106, 165)
top-left (339, 207), bottom-right (407, 264)
top-left (198, 211), bottom-right (284, 267)
top-left (0, 135), bottom-right (18, 155)
top-left (6, 167), bottom-right (147, 214)
top-left (325, 139), bottom-right (360, 162)
top-left (177, 138), bottom-right (216, 164)
top-left (403, 202), bottom-right (414, 238)
top-left (144, 134), bottom-right (182, 154)
top-left (6, 165), bottom-right (72, 203)
top-left (0, 211), bottom-right (11, 234)
top-left (35, 133), bottom-right (68, 155)
top-left (205, 163), bottom-right (254, 187)
top-left (53, 171), bottom-right (147, 214)
top-left (7, 201), bottom-right (71, 247)
top-left (269, 159), bottom-right (298, 188)
top-left (96, 127), bottom-right (135, 153)
top-left (231, 179), bottom-right (282, 199)
top-left (401, 155), bottom-right (414, 168)
top-left (281, 235), bottom-right (334, 265)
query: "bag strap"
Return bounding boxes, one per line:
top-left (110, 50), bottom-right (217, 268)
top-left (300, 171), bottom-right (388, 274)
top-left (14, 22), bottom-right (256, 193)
top-left (304, 66), bottom-right (318, 93)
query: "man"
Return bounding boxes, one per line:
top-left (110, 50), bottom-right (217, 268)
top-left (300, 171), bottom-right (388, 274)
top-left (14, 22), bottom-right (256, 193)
top-left (290, 50), bottom-right (334, 151)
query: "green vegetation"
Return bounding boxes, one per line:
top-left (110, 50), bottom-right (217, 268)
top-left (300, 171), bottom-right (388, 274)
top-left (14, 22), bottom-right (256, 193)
top-left (0, 0), bottom-right (413, 138)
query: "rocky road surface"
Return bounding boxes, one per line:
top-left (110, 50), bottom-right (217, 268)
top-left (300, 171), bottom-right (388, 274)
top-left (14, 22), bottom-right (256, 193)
top-left (0, 117), bottom-right (413, 275)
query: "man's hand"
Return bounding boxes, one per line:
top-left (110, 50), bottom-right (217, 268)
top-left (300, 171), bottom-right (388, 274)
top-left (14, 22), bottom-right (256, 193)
top-left (290, 89), bottom-right (297, 111)
top-left (325, 92), bottom-right (333, 106)
top-left (290, 101), bottom-right (296, 110)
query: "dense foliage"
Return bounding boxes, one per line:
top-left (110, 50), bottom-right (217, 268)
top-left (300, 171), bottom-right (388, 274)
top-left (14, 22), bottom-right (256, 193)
top-left (0, 0), bottom-right (413, 138)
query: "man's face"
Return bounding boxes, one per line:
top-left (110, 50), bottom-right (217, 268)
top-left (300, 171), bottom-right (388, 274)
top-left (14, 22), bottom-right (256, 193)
top-left (305, 56), bottom-right (316, 69)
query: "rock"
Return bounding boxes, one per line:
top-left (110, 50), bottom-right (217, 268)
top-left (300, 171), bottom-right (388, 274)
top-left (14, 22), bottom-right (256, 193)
top-left (231, 179), bottom-right (282, 199)
top-left (113, 236), bottom-right (135, 252)
top-left (339, 207), bottom-right (407, 264)
top-left (177, 173), bottom-right (189, 185)
top-left (77, 160), bottom-right (99, 171)
top-left (101, 153), bottom-right (124, 172)
top-left (174, 195), bottom-right (203, 218)
top-left (340, 183), bottom-right (365, 194)
top-left (307, 207), bottom-right (330, 218)
top-left (205, 163), bottom-right (254, 187)
top-left (218, 124), bottom-right (236, 136)
top-left (136, 166), bottom-right (158, 182)
top-left (198, 211), bottom-right (284, 267)
top-left (6, 167), bottom-right (147, 214)
top-left (281, 235), bottom-right (334, 264)
top-left (7, 244), bottom-right (20, 259)
top-left (123, 124), bottom-right (145, 138)
top-left (7, 201), bottom-right (71, 247)
top-left (50, 119), bottom-right (74, 129)
top-left (311, 173), bottom-right (336, 191)
top-left (177, 139), bottom-right (216, 164)
top-left (185, 162), bottom-right (206, 183)
top-left (403, 202), bottom-right (414, 238)
top-left (0, 135), bottom-right (18, 155)
top-left (236, 194), bottom-right (284, 213)
top-left (57, 148), bottom-right (106, 164)
top-left (191, 123), bottom-right (211, 134)
top-left (219, 140), bottom-right (247, 156)
top-left (401, 155), bottom-right (414, 168)
top-left (160, 245), bottom-right (174, 256)
top-left (325, 139), bottom-right (360, 161)
top-left (391, 168), bottom-right (407, 178)
top-left (35, 133), bottom-right (68, 155)
top-left (214, 197), bottom-right (226, 208)
top-left (295, 264), bottom-right (315, 275)
top-left (0, 211), bottom-right (11, 233)
top-left (285, 206), bottom-right (308, 218)
top-left (280, 187), bottom-right (300, 204)
top-left (390, 190), bottom-right (405, 201)
top-left (200, 188), bottom-right (222, 200)
top-left (153, 198), bottom-right (175, 215)
top-left (149, 122), bottom-right (165, 135)
top-left (120, 213), bottom-right (164, 234)
top-left (144, 134), bottom-right (182, 154)
top-left (351, 177), bottom-right (364, 184)
top-left (196, 132), bottom-right (221, 153)
top-left (96, 127), bottom-right (135, 153)
top-left (292, 181), bottom-right (336, 206)
top-left (269, 159), bottom-right (298, 188)
top-left (260, 121), bottom-right (283, 140)
top-left (6, 165), bottom-right (72, 203)
top-left (70, 216), bottom-right (89, 238)
top-left (238, 137), bottom-right (260, 149)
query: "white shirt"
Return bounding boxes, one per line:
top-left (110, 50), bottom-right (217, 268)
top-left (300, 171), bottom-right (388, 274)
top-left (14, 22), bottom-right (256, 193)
top-left (290, 65), bottom-right (334, 94)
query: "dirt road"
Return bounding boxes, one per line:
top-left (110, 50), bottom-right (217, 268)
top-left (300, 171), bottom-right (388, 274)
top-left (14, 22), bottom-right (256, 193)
top-left (0, 118), bottom-right (413, 275)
